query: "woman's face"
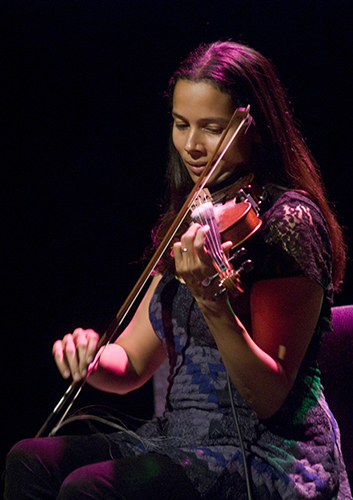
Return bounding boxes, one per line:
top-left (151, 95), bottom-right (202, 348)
top-left (172, 79), bottom-right (259, 186)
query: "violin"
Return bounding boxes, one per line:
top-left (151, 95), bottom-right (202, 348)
top-left (36, 105), bottom-right (264, 437)
top-left (190, 176), bottom-right (262, 298)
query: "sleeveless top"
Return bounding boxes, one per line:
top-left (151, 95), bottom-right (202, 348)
top-left (110, 189), bottom-right (352, 499)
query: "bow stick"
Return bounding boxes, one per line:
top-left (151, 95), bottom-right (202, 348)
top-left (36, 105), bottom-right (251, 437)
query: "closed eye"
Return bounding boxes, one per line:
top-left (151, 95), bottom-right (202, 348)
top-left (204, 126), bottom-right (224, 134)
top-left (174, 121), bottom-right (189, 130)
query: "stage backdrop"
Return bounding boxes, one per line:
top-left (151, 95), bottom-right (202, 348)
top-left (1, 0), bottom-right (352, 488)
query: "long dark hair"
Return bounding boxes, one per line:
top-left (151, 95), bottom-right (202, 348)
top-left (153, 41), bottom-right (346, 290)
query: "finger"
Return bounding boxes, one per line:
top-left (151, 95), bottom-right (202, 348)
top-left (86, 330), bottom-right (100, 364)
top-left (52, 340), bottom-right (71, 379)
top-left (193, 226), bottom-right (215, 269)
top-left (87, 345), bottom-right (104, 376)
top-left (181, 222), bottom-right (202, 244)
top-left (72, 328), bottom-right (99, 377)
top-left (173, 242), bottom-right (189, 279)
top-left (62, 334), bottom-right (81, 381)
top-left (193, 225), bottom-right (209, 252)
top-left (78, 330), bottom-right (100, 376)
top-left (176, 223), bottom-right (201, 257)
top-left (71, 328), bottom-right (88, 376)
top-left (173, 241), bottom-right (187, 267)
top-left (221, 240), bottom-right (233, 257)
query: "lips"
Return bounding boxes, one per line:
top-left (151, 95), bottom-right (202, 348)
top-left (185, 161), bottom-right (207, 175)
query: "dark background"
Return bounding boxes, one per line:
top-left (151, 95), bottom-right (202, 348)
top-left (1, 0), bottom-right (353, 489)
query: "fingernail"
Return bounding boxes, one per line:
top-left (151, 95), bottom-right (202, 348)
top-left (63, 369), bottom-right (70, 379)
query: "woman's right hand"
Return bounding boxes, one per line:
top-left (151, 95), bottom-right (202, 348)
top-left (53, 328), bottom-right (100, 381)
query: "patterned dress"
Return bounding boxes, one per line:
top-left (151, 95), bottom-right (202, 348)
top-left (110, 188), bottom-right (352, 499)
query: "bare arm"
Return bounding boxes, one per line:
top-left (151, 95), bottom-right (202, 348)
top-left (53, 273), bottom-right (167, 395)
top-left (174, 223), bottom-right (323, 419)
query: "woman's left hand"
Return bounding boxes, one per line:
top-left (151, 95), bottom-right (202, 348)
top-left (173, 223), bottom-right (232, 300)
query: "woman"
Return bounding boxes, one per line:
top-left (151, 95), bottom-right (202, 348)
top-left (4, 41), bottom-right (351, 499)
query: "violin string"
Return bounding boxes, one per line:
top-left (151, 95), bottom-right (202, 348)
top-left (193, 197), bottom-right (245, 294)
top-left (205, 206), bottom-right (224, 266)
top-left (202, 197), bottom-right (224, 267)
top-left (193, 197), bottom-right (224, 269)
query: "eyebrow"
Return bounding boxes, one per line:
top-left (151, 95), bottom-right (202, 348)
top-left (171, 111), bottom-right (229, 123)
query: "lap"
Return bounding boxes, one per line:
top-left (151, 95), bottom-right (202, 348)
top-left (5, 434), bottom-right (201, 500)
top-left (61, 453), bottom-right (201, 500)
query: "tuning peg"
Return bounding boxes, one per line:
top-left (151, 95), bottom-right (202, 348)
top-left (238, 259), bottom-right (254, 274)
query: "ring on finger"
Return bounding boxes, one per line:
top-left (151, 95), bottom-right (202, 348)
top-left (182, 247), bottom-right (188, 253)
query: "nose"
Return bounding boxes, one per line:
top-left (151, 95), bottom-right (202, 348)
top-left (184, 129), bottom-right (206, 156)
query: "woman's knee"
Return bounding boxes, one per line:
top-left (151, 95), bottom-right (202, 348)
top-left (4, 438), bottom-right (54, 500)
top-left (6, 436), bottom-right (61, 474)
top-left (58, 462), bottom-right (118, 500)
top-left (6, 438), bottom-right (39, 474)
